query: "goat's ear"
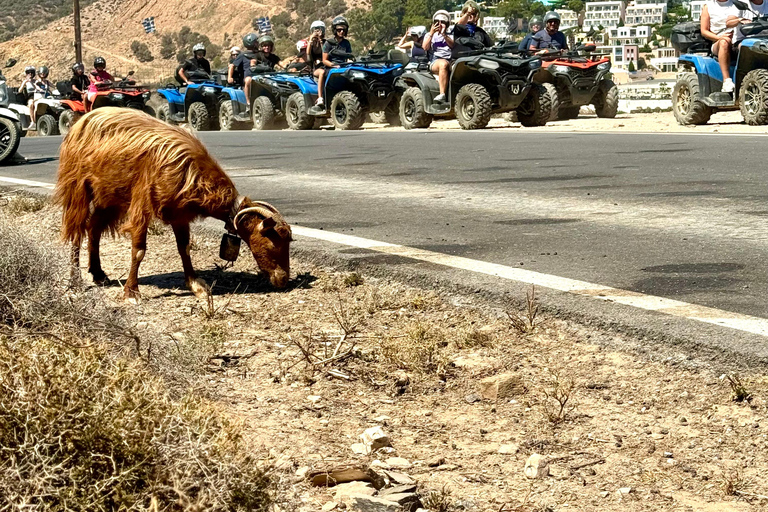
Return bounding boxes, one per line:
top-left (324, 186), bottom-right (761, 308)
top-left (258, 216), bottom-right (277, 234)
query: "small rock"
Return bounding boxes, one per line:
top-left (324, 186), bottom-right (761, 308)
top-left (479, 373), bottom-right (525, 401)
top-left (310, 466), bottom-right (371, 487)
top-left (347, 495), bottom-right (403, 512)
top-left (379, 484), bottom-right (418, 496)
top-left (296, 466), bottom-right (310, 478)
top-left (600, 491), bottom-right (610, 498)
top-left (497, 444), bottom-right (519, 455)
top-left (361, 427), bottom-right (392, 453)
top-left (524, 454), bottom-right (549, 479)
top-left (334, 481), bottom-right (376, 502)
top-left (664, 452), bottom-right (673, 458)
top-left (426, 456), bottom-right (445, 467)
top-left (307, 395), bottom-right (322, 403)
top-left (374, 415), bottom-right (391, 423)
top-left (384, 470), bottom-right (416, 485)
top-left (618, 487), bottom-right (633, 496)
top-left (384, 457), bottom-right (411, 469)
top-left (351, 443), bottom-right (369, 455)
top-left (382, 493), bottom-right (422, 512)
top-left (580, 467), bottom-right (597, 476)
top-left (650, 433), bottom-right (666, 440)
top-left (464, 393), bottom-right (482, 404)
top-left (367, 466), bottom-right (390, 489)
top-left (322, 502), bottom-right (338, 512)
top-left (679, 417), bottom-right (688, 424)
top-left (394, 371), bottom-right (410, 387)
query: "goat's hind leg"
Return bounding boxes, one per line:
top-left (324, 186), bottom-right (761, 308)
top-left (69, 243), bottom-right (83, 288)
top-left (123, 223), bottom-right (148, 303)
top-left (172, 222), bottom-right (209, 299)
top-left (87, 209), bottom-right (112, 285)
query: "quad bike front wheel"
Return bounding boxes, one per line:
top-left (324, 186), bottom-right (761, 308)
top-left (219, 100), bottom-right (252, 130)
top-left (156, 102), bottom-right (176, 125)
top-left (285, 92), bottom-right (314, 130)
top-left (455, 83), bottom-right (492, 130)
top-left (252, 96), bottom-right (278, 130)
top-left (541, 83), bottom-right (560, 122)
top-left (399, 87), bottom-right (433, 129)
top-left (188, 101), bottom-right (212, 131)
top-left (330, 91), bottom-right (367, 130)
top-left (58, 109), bottom-right (80, 136)
top-left (740, 69), bottom-right (768, 125)
top-left (517, 83), bottom-right (551, 127)
top-left (593, 79), bottom-right (619, 118)
top-left (672, 72), bottom-right (712, 125)
top-left (37, 114), bottom-right (59, 136)
top-left (0, 117), bottom-right (22, 164)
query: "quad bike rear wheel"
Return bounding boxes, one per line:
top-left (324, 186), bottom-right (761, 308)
top-left (593, 79), bottom-right (619, 118)
top-left (58, 109), bottom-right (80, 136)
top-left (252, 96), bottom-right (278, 130)
top-left (143, 105), bottom-right (156, 118)
top-left (740, 69), bottom-right (768, 125)
top-left (219, 100), bottom-right (252, 130)
top-left (541, 83), bottom-right (560, 122)
top-left (37, 114), bottom-right (59, 136)
top-left (672, 72), bottom-right (712, 125)
top-left (156, 102), bottom-right (176, 125)
top-left (286, 92), bottom-right (314, 130)
top-left (0, 117), bottom-right (22, 164)
top-left (330, 91), bottom-right (367, 130)
top-left (517, 83), bottom-right (551, 127)
top-left (455, 83), bottom-right (492, 130)
top-left (188, 101), bottom-right (212, 131)
top-left (400, 86), bottom-right (432, 129)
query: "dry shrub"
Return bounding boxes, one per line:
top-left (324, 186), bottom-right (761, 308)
top-left (540, 366), bottom-right (577, 425)
top-left (378, 322), bottom-right (451, 375)
top-left (0, 191), bottom-right (49, 215)
top-left (0, 335), bottom-right (273, 511)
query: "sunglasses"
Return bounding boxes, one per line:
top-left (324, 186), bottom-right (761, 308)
top-left (336, 27), bottom-right (346, 32)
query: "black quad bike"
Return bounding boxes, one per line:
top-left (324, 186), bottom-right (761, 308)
top-left (397, 43), bottom-right (551, 130)
top-left (532, 44), bottom-right (618, 121)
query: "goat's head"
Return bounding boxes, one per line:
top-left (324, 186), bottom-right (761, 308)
top-left (233, 199), bottom-right (292, 288)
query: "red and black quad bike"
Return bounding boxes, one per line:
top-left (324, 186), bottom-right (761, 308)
top-left (532, 44), bottom-right (618, 121)
top-left (57, 71), bottom-right (153, 135)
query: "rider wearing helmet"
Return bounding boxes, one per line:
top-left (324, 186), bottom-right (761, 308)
top-left (423, 10), bottom-right (454, 103)
top-left (70, 62), bottom-right (90, 101)
top-left (229, 46), bottom-right (241, 64)
top-left (518, 15), bottom-right (543, 51)
top-left (282, 39), bottom-right (309, 70)
top-left (307, 20), bottom-right (327, 72)
top-left (531, 11), bottom-right (568, 52)
top-left (313, 16), bottom-right (353, 110)
top-left (88, 56), bottom-right (114, 108)
top-left (253, 34), bottom-right (282, 70)
top-left (19, 66), bottom-right (38, 129)
top-left (453, 1), bottom-right (492, 50)
top-left (34, 66), bottom-right (54, 100)
top-left (397, 25), bottom-right (427, 59)
top-left (178, 42), bottom-right (212, 85)
top-left (228, 32), bottom-right (260, 104)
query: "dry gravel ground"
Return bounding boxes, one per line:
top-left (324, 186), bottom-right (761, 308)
top-left (2, 194), bottom-right (768, 512)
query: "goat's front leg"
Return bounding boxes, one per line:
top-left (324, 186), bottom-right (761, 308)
top-left (172, 223), bottom-right (209, 299)
top-left (124, 224), bottom-right (148, 303)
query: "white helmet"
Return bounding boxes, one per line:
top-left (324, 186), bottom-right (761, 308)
top-left (433, 10), bottom-right (450, 23)
top-left (409, 25), bottom-right (427, 38)
top-left (230, 46), bottom-right (241, 55)
top-left (310, 20), bottom-right (326, 35)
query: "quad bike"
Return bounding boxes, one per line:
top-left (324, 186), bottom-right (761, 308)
top-left (156, 69), bottom-right (251, 131)
top-left (396, 43), bottom-right (551, 130)
top-left (57, 71), bottom-right (152, 135)
top-left (0, 63), bottom-right (23, 164)
top-left (672, 4), bottom-right (768, 125)
top-left (308, 49), bottom-right (409, 130)
top-left (249, 64), bottom-right (321, 130)
top-left (6, 87), bottom-right (64, 136)
top-left (532, 44), bottom-right (617, 121)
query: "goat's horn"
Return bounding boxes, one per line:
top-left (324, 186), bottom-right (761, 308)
top-left (233, 206), bottom-right (275, 231)
top-left (249, 200), bottom-right (278, 213)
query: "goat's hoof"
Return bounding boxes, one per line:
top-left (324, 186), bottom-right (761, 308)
top-left (188, 278), bottom-right (211, 299)
top-left (91, 272), bottom-right (110, 286)
top-left (124, 288), bottom-right (141, 304)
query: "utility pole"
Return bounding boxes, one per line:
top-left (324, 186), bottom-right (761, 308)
top-left (73, 0), bottom-right (82, 63)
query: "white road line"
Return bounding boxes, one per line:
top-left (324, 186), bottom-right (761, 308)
top-left (3, 174), bottom-right (766, 337)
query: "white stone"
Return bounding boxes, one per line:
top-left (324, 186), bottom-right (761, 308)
top-left (361, 426), bottom-right (392, 453)
top-left (524, 454), bottom-right (549, 479)
top-left (334, 481), bottom-right (376, 502)
top-left (498, 444), bottom-right (519, 455)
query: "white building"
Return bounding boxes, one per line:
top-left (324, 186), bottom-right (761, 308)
top-left (482, 16), bottom-right (509, 39)
top-left (625, 0), bottom-right (667, 26)
top-left (583, 1), bottom-right (626, 31)
top-left (608, 25), bottom-right (651, 46)
top-left (598, 44), bottom-right (639, 69)
top-left (650, 46), bottom-right (679, 72)
top-left (691, 0), bottom-right (707, 21)
top-left (555, 9), bottom-right (582, 30)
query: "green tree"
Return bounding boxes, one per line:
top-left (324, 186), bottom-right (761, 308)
top-left (627, 59), bottom-right (635, 71)
top-left (496, 0), bottom-right (546, 26)
top-left (130, 40), bottom-right (154, 62)
top-left (567, 0), bottom-right (584, 12)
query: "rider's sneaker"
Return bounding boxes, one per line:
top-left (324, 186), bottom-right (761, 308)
top-left (28, 123), bottom-right (36, 131)
top-left (722, 78), bottom-right (735, 93)
top-left (434, 93), bottom-right (447, 103)
top-left (308, 105), bottom-right (326, 115)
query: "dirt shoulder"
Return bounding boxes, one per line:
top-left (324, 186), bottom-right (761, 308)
top-left (3, 194), bottom-right (767, 512)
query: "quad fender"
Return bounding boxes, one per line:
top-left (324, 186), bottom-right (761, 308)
top-left (396, 72), bottom-right (439, 92)
top-left (0, 106), bottom-right (20, 122)
top-left (221, 86), bottom-right (250, 118)
top-left (60, 99), bottom-right (85, 112)
top-left (678, 54), bottom-right (733, 97)
top-left (157, 87), bottom-right (185, 105)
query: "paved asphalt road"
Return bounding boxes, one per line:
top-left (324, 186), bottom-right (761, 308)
top-left (4, 130), bottom-right (768, 363)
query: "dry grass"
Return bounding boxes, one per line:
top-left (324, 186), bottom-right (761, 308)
top-left (540, 366), bottom-right (577, 425)
top-left (507, 286), bottom-right (540, 334)
top-left (378, 322), bottom-right (451, 376)
top-left (0, 190), bottom-right (49, 216)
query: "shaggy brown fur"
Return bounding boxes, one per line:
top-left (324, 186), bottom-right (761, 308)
top-left (55, 107), bottom-right (291, 300)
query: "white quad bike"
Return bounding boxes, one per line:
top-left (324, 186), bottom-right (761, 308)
top-left (0, 63), bottom-right (24, 164)
top-left (7, 87), bottom-right (63, 136)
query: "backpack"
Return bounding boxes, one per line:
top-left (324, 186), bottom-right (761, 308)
top-left (671, 22), bottom-right (707, 54)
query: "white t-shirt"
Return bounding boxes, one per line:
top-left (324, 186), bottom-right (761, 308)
top-left (707, 0), bottom-right (741, 35)
top-left (735, 0), bottom-right (768, 43)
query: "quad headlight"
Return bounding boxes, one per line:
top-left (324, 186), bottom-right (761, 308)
top-left (142, 91), bottom-right (151, 100)
top-left (552, 65), bottom-right (570, 73)
top-left (110, 93), bottom-right (125, 100)
top-left (351, 71), bottom-right (368, 79)
top-left (203, 86), bottom-right (217, 94)
top-left (597, 61), bottom-right (611, 71)
top-left (478, 58), bottom-right (500, 70)
top-left (528, 59), bottom-right (542, 70)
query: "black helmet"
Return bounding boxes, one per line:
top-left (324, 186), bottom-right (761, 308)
top-left (529, 15), bottom-right (543, 29)
top-left (543, 11), bottom-right (561, 24)
top-left (242, 32), bottom-right (258, 50)
top-left (332, 15), bottom-right (349, 33)
top-left (37, 66), bottom-right (49, 78)
top-left (192, 42), bottom-right (206, 56)
top-left (72, 62), bottom-right (85, 74)
top-left (258, 34), bottom-right (275, 48)
top-left (24, 66), bottom-right (35, 76)
top-left (94, 56), bottom-right (106, 68)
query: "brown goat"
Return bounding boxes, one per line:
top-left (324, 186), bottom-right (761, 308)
top-left (55, 107), bottom-right (291, 301)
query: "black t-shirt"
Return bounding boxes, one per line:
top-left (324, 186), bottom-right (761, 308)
top-left (70, 74), bottom-right (90, 99)
top-left (452, 24), bottom-right (492, 48)
top-left (182, 57), bottom-right (211, 77)
top-left (308, 38), bottom-right (325, 67)
top-left (254, 51), bottom-right (281, 69)
top-left (232, 52), bottom-right (256, 81)
top-left (323, 38), bottom-right (353, 64)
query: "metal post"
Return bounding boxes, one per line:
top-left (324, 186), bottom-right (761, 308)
top-left (73, 0), bottom-right (82, 63)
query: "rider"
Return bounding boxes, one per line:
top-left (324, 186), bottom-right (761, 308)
top-left (253, 34), bottom-right (282, 71)
top-left (228, 32), bottom-right (258, 105)
top-left (35, 66), bottom-right (54, 99)
top-left (70, 62), bottom-right (90, 101)
top-left (313, 16), bottom-right (353, 111)
top-left (307, 20), bottom-right (327, 72)
top-left (423, 10), bottom-right (454, 103)
top-left (282, 39), bottom-right (309, 70)
top-left (701, 0), bottom-right (742, 92)
top-left (178, 42), bottom-right (212, 85)
top-left (734, 0), bottom-right (768, 46)
top-left (19, 66), bottom-right (38, 129)
top-left (452, 1), bottom-right (492, 50)
top-left (518, 15), bottom-right (543, 51)
top-left (229, 46), bottom-right (241, 64)
top-left (530, 11), bottom-right (569, 52)
top-left (398, 26), bottom-right (427, 59)
top-left (87, 57), bottom-right (114, 110)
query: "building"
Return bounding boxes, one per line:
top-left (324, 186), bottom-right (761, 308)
top-left (482, 16), bottom-right (510, 39)
top-left (598, 44), bottom-right (639, 69)
top-left (608, 25), bottom-right (651, 46)
top-left (625, 0), bottom-right (667, 26)
top-left (555, 9), bottom-right (582, 30)
top-left (583, 1), bottom-right (626, 31)
top-left (650, 46), bottom-right (679, 71)
top-left (691, 0), bottom-right (706, 21)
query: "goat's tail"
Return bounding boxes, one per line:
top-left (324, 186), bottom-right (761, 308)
top-left (54, 122), bottom-right (92, 247)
